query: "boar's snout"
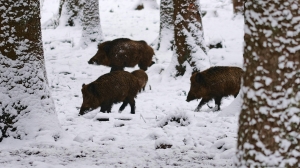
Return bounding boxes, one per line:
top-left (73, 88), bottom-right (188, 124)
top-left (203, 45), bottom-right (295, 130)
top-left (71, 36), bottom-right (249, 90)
top-left (186, 91), bottom-right (195, 102)
top-left (88, 58), bottom-right (96, 65)
top-left (79, 108), bottom-right (85, 116)
top-left (79, 107), bottom-right (92, 116)
top-left (150, 61), bottom-right (155, 66)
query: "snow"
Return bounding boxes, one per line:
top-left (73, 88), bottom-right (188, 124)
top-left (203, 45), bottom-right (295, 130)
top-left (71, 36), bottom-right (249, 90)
top-left (0, 0), bottom-right (243, 167)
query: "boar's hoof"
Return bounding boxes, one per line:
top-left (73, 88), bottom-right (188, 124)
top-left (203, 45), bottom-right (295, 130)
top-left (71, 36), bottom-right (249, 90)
top-left (212, 106), bottom-right (220, 112)
top-left (194, 107), bottom-right (200, 112)
top-left (207, 104), bottom-right (213, 109)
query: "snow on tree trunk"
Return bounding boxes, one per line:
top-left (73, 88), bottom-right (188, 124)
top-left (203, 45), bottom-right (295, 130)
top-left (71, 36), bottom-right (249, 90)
top-left (0, 0), bottom-right (61, 142)
top-left (60, 0), bottom-right (83, 27)
top-left (153, 0), bottom-right (174, 51)
top-left (237, 1), bottom-right (300, 167)
top-left (232, 0), bottom-right (243, 14)
top-left (42, 0), bottom-right (83, 29)
top-left (42, 0), bottom-right (103, 48)
top-left (173, 0), bottom-right (210, 76)
top-left (79, 0), bottom-right (104, 48)
top-left (134, 0), bottom-right (159, 10)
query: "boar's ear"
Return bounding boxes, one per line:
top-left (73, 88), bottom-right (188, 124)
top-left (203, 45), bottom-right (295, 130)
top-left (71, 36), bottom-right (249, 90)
top-left (195, 73), bottom-right (204, 83)
top-left (191, 70), bottom-right (198, 76)
top-left (103, 41), bottom-right (111, 55)
top-left (87, 84), bottom-right (97, 95)
top-left (82, 83), bottom-right (85, 87)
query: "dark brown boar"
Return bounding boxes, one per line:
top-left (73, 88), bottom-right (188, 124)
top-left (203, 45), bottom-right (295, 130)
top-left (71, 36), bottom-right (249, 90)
top-left (79, 71), bottom-right (140, 115)
top-left (88, 38), bottom-right (155, 72)
top-left (186, 66), bottom-right (243, 112)
top-left (131, 69), bottom-right (148, 92)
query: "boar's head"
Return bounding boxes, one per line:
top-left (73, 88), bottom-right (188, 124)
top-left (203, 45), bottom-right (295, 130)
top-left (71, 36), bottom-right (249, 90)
top-left (88, 41), bottom-right (111, 66)
top-left (186, 72), bottom-right (207, 102)
top-left (79, 83), bottom-right (102, 115)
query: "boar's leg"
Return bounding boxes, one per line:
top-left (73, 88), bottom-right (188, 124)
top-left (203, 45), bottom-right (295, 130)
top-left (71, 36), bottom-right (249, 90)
top-left (213, 97), bottom-right (222, 111)
top-left (119, 98), bottom-right (136, 114)
top-left (119, 101), bottom-right (128, 113)
top-left (207, 103), bottom-right (213, 109)
top-left (138, 63), bottom-right (148, 71)
top-left (128, 98), bottom-right (136, 114)
top-left (110, 66), bottom-right (124, 72)
top-left (100, 102), bottom-right (113, 113)
top-left (100, 106), bottom-right (108, 113)
top-left (234, 92), bottom-right (239, 98)
top-left (105, 103), bottom-right (113, 113)
top-left (195, 98), bottom-right (210, 112)
top-left (138, 87), bottom-right (144, 93)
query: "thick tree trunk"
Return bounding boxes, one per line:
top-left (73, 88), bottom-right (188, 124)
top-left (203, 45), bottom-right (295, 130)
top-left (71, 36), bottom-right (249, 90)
top-left (43, 0), bottom-right (103, 48)
top-left (79, 0), bottom-right (104, 48)
top-left (42, 0), bottom-right (82, 29)
top-left (63, 0), bottom-right (83, 26)
top-left (232, 0), bottom-right (243, 14)
top-left (0, 0), bottom-right (61, 142)
top-left (173, 0), bottom-right (209, 76)
top-left (237, 0), bottom-right (300, 167)
top-left (155, 0), bottom-right (174, 51)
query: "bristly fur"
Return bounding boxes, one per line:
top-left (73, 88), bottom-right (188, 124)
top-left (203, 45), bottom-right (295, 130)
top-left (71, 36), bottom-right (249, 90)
top-left (88, 38), bottom-right (155, 72)
top-left (131, 69), bottom-right (148, 92)
top-left (79, 71), bottom-right (140, 115)
top-left (186, 66), bottom-right (243, 112)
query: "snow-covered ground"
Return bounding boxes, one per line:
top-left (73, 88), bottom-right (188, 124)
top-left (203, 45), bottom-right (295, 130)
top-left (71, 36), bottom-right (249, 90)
top-left (0, 0), bottom-right (243, 167)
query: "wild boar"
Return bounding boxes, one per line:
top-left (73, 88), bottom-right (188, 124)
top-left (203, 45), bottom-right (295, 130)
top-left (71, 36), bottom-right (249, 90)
top-left (131, 69), bottom-right (148, 92)
top-left (88, 38), bottom-right (155, 72)
top-left (79, 71), bottom-right (140, 115)
top-left (186, 66), bottom-right (243, 112)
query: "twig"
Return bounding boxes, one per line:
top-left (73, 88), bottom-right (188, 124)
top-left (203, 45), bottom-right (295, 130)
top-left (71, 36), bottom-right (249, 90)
top-left (140, 114), bottom-right (146, 123)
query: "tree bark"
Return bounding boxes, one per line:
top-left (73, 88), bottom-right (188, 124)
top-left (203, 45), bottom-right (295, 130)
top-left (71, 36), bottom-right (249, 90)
top-left (155, 0), bottom-right (174, 51)
top-left (43, 0), bottom-right (103, 48)
top-left (42, 0), bottom-right (82, 29)
top-left (0, 0), bottom-right (61, 142)
top-left (173, 0), bottom-right (209, 76)
top-left (79, 0), bottom-right (104, 48)
top-left (237, 0), bottom-right (300, 167)
top-left (232, 0), bottom-right (243, 14)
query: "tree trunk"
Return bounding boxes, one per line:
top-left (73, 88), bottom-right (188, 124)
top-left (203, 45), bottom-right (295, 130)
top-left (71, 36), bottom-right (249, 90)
top-left (42, 0), bottom-right (82, 29)
top-left (173, 0), bottom-right (209, 76)
top-left (232, 0), bottom-right (243, 14)
top-left (42, 0), bottom-right (103, 48)
top-left (79, 0), bottom-right (104, 48)
top-left (0, 0), bottom-right (61, 142)
top-left (237, 0), bottom-right (300, 167)
top-left (63, 0), bottom-right (83, 27)
top-left (155, 0), bottom-right (174, 51)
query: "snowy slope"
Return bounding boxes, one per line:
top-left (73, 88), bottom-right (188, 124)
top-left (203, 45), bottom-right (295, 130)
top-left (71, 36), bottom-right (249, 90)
top-left (0, 0), bottom-right (243, 167)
